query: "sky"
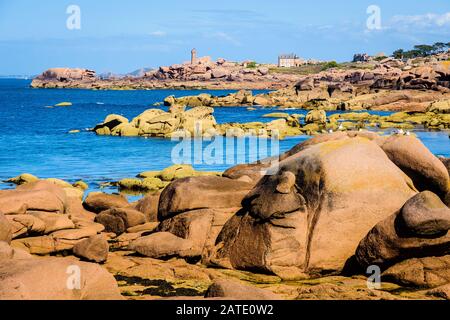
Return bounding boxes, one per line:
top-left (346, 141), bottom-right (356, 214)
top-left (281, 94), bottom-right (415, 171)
top-left (0, 0), bottom-right (449, 75)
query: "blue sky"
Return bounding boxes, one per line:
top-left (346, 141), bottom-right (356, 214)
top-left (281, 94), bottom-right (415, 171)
top-left (0, 0), bottom-right (449, 75)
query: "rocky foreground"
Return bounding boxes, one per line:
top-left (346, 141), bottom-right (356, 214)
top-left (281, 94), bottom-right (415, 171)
top-left (1, 132), bottom-right (450, 300)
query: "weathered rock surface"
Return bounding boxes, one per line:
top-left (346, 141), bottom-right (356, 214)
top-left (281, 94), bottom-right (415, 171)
top-left (83, 192), bottom-right (129, 213)
top-left (0, 212), bottom-right (12, 243)
top-left (0, 257), bottom-right (122, 300)
top-left (95, 208), bottom-right (146, 235)
top-left (94, 107), bottom-right (216, 138)
top-left (129, 232), bottom-right (196, 259)
top-left (204, 279), bottom-right (281, 300)
top-left (0, 181), bottom-right (67, 215)
top-left (132, 193), bottom-right (160, 222)
top-left (382, 255), bottom-right (450, 288)
top-left (73, 235), bottom-right (109, 263)
top-left (378, 135), bottom-right (450, 202)
top-left (355, 191), bottom-right (450, 271)
top-left (210, 135), bottom-right (418, 278)
top-left (0, 241), bottom-right (33, 260)
top-left (158, 176), bottom-right (253, 220)
top-left (427, 283), bottom-right (450, 300)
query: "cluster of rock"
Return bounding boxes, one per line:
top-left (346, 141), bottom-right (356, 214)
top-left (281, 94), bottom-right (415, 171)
top-left (162, 59), bottom-right (450, 112)
top-left (93, 106), bottom-right (216, 138)
top-left (33, 68), bottom-right (96, 83)
top-left (125, 133), bottom-right (450, 292)
top-left (93, 105), bottom-right (450, 141)
top-left (116, 164), bottom-right (222, 193)
top-left (92, 105), bottom-right (315, 139)
top-left (1, 132), bottom-right (450, 299)
top-left (144, 57), bottom-right (271, 82)
top-left (31, 58), bottom-right (300, 90)
top-left (161, 94), bottom-right (450, 135)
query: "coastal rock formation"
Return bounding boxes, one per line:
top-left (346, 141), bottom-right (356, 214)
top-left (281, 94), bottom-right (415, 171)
top-left (1, 132), bottom-right (449, 299)
top-left (31, 57), bottom-right (300, 90)
top-left (73, 235), bottom-right (109, 263)
top-left (156, 55), bottom-right (450, 113)
top-left (35, 68), bottom-right (96, 82)
top-left (83, 192), bottom-right (129, 213)
top-left (209, 134), bottom-right (419, 278)
top-left (129, 232), bottom-right (196, 259)
top-left (0, 257), bottom-right (122, 300)
top-left (382, 255), bottom-right (450, 288)
top-left (354, 191), bottom-right (450, 271)
top-left (150, 176), bottom-right (255, 262)
top-left (93, 107), bottom-right (216, 138)
top-left (204, 279), bottom-right (281, 300)
top-left (0, 212), bottom-right (12, 243)
top-left (95, 208), bottom-right (146, 235)
top-left (0, 180), bottom-right (68, 215)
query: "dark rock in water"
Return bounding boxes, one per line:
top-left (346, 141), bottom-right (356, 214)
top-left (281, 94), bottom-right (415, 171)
top-left (73, 235), bottom-right (109, 263)
top-left (355, 191), bottom-right (450, 271)
top-left (204, 279), bottom-right (281, 300)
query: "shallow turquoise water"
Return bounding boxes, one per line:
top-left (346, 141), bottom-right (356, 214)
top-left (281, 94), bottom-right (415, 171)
top-left (0, 79), bottom-right (448, 194)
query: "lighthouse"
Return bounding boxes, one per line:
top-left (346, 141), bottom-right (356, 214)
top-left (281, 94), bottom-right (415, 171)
top-left (191, 48), bottom-right (197, 65)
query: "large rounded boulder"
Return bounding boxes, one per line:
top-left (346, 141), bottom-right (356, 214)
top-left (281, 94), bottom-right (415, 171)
top-left (355, 191), bottom-right (450, 271)
top-left (0, 257), bottom-right (122, 300)
top-left (210, 136), bottom-right (418, 278)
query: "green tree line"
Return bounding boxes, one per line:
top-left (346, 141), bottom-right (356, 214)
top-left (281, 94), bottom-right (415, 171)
top-left (393, 42), bottom-right (450, 59)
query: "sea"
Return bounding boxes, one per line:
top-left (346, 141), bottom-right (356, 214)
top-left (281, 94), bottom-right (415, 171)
top-left (0, 78), bottom-right (448, 196)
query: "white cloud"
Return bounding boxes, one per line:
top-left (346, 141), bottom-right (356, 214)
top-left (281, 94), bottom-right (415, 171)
top-left (149, 31), bottom-right (167, 37)
top-left (390, 12), bottom-right (450, 28)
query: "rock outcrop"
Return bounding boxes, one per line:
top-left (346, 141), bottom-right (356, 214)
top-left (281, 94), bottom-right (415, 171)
top-left (93, 107), bottom-right (216, 138)
top-left (354, 191), bottom-right (450, 271)
top-left (209, 134), bottom-right (419, 278)
top-left (204, 279), bottom-right (281, 300)
top-left (0, 257), bottom-right (122, 300)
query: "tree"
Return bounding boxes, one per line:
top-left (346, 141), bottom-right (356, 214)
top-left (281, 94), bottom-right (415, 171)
top-left (403, 49), bottom-right (422, 59)
top-left (413, 45), bottom-right (434, 57)
top-left (393, 49), bottom-right (404, 59)
top-left (432, 42), bottom-right (446, 53)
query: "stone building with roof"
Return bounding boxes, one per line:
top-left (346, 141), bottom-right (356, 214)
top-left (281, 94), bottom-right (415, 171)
top-left (278, 54), bottom-right (304, 68)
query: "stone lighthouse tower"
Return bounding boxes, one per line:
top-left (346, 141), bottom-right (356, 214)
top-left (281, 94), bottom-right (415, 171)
top-left (191, 48), bottom-right (197, 65)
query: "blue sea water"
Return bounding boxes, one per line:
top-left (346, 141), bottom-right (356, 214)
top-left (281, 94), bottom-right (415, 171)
top-left (0, 79), bottom-right (448, 194)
